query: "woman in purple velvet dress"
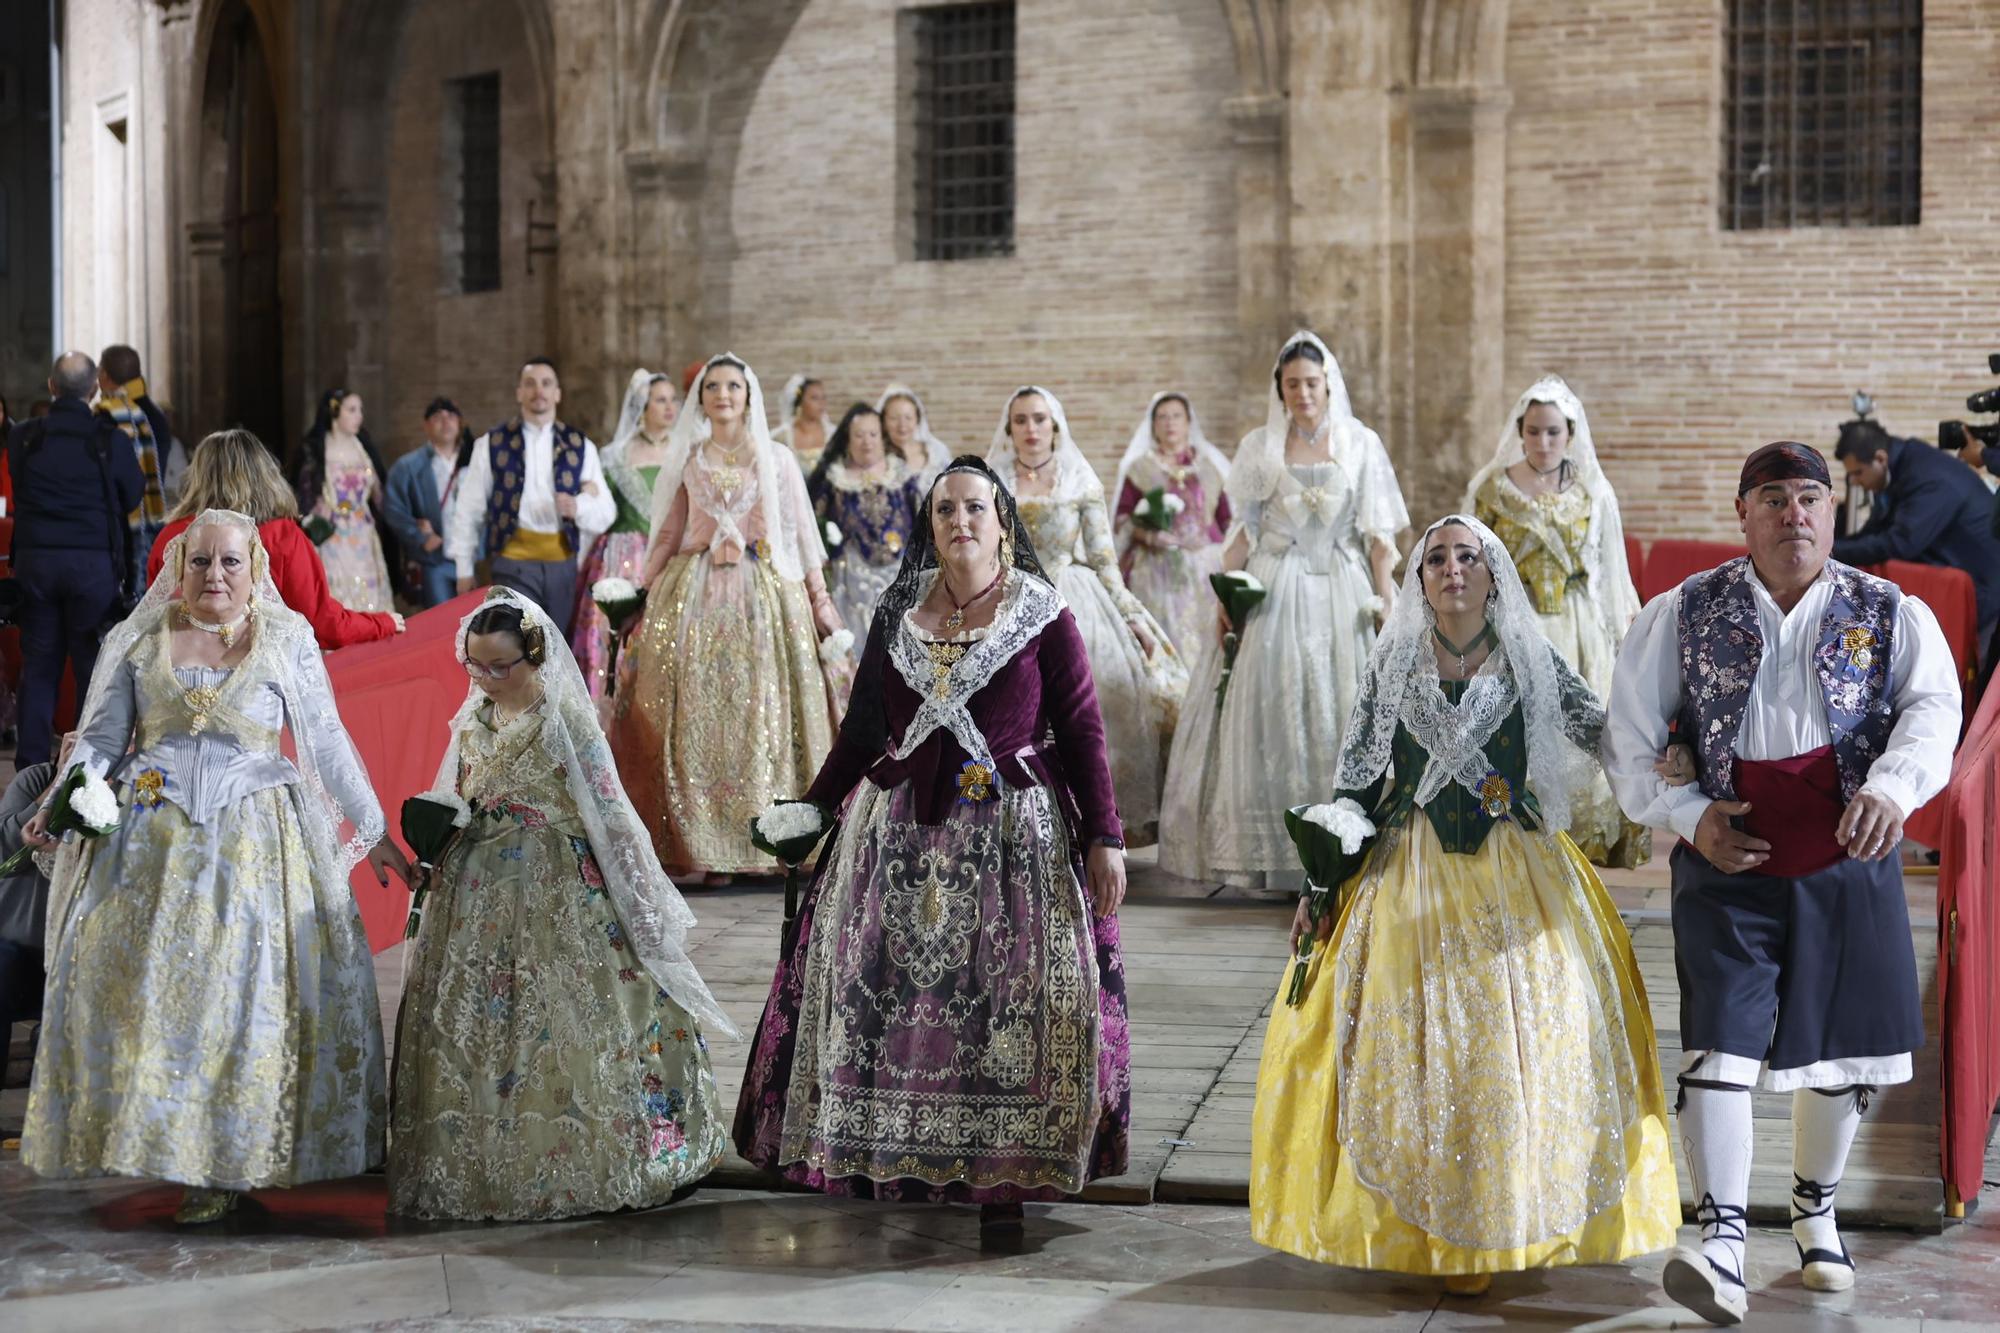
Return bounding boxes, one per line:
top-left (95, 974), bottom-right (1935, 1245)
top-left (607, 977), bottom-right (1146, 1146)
top-left (734, 456), bottom-right (1132, 1230)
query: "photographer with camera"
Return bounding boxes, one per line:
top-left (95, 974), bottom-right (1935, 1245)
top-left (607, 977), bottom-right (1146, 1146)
top-left (1834, 411), bottom-right (2000, 674)
top-left (2, 352), bottom-right (143, 767)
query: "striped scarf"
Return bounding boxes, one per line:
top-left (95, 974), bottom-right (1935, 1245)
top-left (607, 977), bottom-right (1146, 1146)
top-left (98, 377), bottom-right (165, 526)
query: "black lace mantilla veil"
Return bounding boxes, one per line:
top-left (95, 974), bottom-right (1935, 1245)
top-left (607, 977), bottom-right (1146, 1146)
top-left (841, 455), bottom-right (1048, 755)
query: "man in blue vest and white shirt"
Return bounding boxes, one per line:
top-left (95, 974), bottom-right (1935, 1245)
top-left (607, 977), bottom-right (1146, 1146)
top-left (446, 358), bottom-right (615, 636)
top-left (1603, 441), bottom-right (1959, 1325)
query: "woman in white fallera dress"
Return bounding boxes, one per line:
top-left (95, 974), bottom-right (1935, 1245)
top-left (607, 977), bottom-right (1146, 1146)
top-left (773, 374), bottom-right (834, 476)
top-left (1160, 332), bottom-right (1408, 889)
top-left (877, 384), bottom-right (954, 491)
top-left (988, 386), bottom-right (1186, 846)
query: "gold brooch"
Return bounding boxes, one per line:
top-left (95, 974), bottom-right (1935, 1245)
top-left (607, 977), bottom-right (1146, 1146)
top-left (1842, 625), bottom-right (1878, 670)
top-left (885, 531), bottom-right (904, 553)
top-left (957, 760), bottom-right (996, 803)
top-left (1476, 770), bottom-right (1512, 819)
top-left (132, 767), bottom-right (167, 809)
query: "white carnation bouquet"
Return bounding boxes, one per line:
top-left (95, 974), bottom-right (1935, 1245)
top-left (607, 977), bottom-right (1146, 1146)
top-left (751, 799), bottom-right (833, 954)
top-left (818, 627), bottom-right (855, 668)
top-left (0, 766), bottom-right (120, 875)
top-left (823, 520), bottom-right (843, 550)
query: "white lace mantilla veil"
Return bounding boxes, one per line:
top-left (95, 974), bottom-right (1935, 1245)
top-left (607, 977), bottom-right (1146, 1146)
top-left (1224, 330), bottom-right (1408, 551)
top-left (985, 385), bottom-right (1104, 505)
top-left (645, 352), bottom-right (822, 583)
top-left (1459, 375), bottom-right (1642, 634)
top-left (874, 383), bottom-right (954, 482)
top-left (1332, 513), bottom-right (1600, 838)
top-left (588, 367), bottom-right (667, 549)
top-left (436, 587), bottom-right (737, 1038)
top-left (46, 508), bottom-right (386, 951)
top-left (1112, 390), bottom-right (1232, 504)
top-left (775, 372), bottom-right (836, 442)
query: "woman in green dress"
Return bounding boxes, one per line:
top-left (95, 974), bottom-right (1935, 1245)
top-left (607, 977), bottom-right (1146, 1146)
top-left (571, 369), bottom-right (677, 703)
top-left (389, 587), bottom-right (736, 1221)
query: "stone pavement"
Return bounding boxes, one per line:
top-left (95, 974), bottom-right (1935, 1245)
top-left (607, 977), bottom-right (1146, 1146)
top-left (5, 854), bottom-right (1997, 1329)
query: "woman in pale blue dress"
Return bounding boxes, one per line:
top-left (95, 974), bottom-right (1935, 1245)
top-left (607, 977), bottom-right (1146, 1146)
top-left (1159, 332), bottom-right (1408, 889)
top-left (21, 509), bottom-right (409, 1223)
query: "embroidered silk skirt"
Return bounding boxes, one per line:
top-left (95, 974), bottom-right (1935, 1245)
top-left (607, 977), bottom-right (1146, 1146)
top-left (1124, 539), bottom-right (1222, 666)
top-left (23, 786), bottom-right (386, 1190)
top-left (611, 552), bottom-right (834, 876)
top-left (570, 530), bottom-right (650, 704)
top-left (1251, 818), bottom-right (1678, 1274)
top-left (389, 803), bottom-right (724, 1220)
top-left (733, 781), bottom-right (1131, 1202)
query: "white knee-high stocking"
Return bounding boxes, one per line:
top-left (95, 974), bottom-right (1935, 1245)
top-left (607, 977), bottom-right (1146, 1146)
top-left (1679, 1082), bottom-right (1753, 1286)
top-left (1791, 1086), bottom-right (1865, 1265)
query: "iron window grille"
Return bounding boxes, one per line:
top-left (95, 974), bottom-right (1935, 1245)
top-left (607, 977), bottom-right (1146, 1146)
top-left (1722, 0), bottom-right (1921, 230)
top-left (454, 72), bottom-right (502, 292)
top-left (912, 2), bottom-right (1015, 261)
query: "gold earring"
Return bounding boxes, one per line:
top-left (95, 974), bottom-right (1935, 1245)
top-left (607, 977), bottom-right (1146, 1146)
top-left (1000, 528), bottom-right (1015, 569)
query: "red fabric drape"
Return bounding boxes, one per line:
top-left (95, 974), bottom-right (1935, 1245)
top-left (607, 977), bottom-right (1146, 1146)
top-left (325, 589), bottom-right (485, 950)
top-left (1936, 668), bottom-right (2000, 1209)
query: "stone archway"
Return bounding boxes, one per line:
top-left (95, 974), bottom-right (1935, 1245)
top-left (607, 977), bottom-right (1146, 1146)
top-left (622, 0), bottom-right (818, 384)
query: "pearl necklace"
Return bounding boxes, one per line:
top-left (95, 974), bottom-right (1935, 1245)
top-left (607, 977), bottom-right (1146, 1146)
top-left (179, 604), bottom-right (251, 648)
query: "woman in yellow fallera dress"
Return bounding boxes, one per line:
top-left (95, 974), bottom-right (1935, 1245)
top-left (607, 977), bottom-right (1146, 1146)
top-left (1250, 514), bottom-right (1678, 1295)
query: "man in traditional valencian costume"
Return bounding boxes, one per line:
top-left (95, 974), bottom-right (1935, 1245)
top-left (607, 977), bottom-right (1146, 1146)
top-left (446, 358), bottom-right (614, 636)
top-left (1603, 441), bottom-right (1960, 1325)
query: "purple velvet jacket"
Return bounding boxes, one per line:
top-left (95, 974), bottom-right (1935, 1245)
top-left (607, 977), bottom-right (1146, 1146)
top-left (804, 601), bottom-right (1125, 848)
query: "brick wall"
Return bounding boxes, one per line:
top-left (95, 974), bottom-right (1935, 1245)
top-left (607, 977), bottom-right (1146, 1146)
top-left (374, 0), bottom-right (556, 462)
top-left (720, 0), bottom-right (1244, 480)
top-left (1503, 0), bottom-right (2000, 545)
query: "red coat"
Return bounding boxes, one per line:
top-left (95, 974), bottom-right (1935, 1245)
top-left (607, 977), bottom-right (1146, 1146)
top-left (147, 516), bottom-right (399, 650)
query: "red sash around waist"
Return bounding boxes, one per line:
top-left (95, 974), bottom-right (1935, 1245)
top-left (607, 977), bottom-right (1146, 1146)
top-left (1726, 745), bottom-right (1848, 878)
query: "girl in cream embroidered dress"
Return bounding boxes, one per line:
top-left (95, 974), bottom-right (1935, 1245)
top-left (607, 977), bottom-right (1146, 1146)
top-left (1466, 377), bottom-right (1647, 867)
top-left (23, 513), bottom-right (394, 1202)
top-left (1160, 334), bottom-right (1407, 889)
top-left (302, 390), bottom-right (395, 613)
top-left (391, 592), bottom-right (731, 1220)
top-left (989, 387), bottom-right (1185, 847)
top-left (1251, 516), bottom-right (1677, 1279)
top-left (612, 355), bottom-right (843, 877)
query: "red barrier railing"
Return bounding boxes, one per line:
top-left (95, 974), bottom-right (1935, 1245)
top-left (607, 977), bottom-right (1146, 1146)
top-left (1936, 663), bottom-right (2000, 1212)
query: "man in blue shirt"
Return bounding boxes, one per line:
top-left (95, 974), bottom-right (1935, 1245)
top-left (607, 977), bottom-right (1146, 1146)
top-left (1836, 422), bottom-right (2000, 668)
top-left (383, 397), bottom-right (472, 608)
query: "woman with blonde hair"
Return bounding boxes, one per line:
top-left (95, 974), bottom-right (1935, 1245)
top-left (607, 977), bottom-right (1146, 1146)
top-left (147, 429), bottom-right (403, 649)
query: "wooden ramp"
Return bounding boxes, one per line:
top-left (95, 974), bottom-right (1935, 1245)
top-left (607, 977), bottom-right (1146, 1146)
top-left (354, 852), bottom-right (1955, 1230)
top-left (1145, 864), bottom-right (1951, 1232)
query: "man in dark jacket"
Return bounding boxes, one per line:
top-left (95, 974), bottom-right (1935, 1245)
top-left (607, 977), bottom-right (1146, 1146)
top-left (5, 352), bottom-right (143, 765)
top-left (1835, 422), bottom-right (2000, 664)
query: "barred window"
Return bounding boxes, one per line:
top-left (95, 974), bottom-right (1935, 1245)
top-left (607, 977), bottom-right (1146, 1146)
top-left (452, 72), bottom-right (502, 291)
top-left (911, 3), bottom-right (1015, 261)
top-left (1722, 1), bottom-right (1921, 230)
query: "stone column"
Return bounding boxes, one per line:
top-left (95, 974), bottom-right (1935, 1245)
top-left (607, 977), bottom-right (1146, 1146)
top-left (1401, 85), bottom-right (1510, 523)
top-left (1223, 94), bottom-right (1288, 434)
top-left (547, 0), bottom-right (622, 429)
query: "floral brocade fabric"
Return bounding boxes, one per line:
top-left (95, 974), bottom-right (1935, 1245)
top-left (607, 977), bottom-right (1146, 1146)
top-left (734, 782), bottom-right (1131, 1201)
top-left (23, 664), bottom-right (386, 1190)
top-left (389, 701), bottom-right (724, 1220)
top-left (313, 433), bottom-right (394, 613)
top-left (1015, 494), bottom-right (1183, 845)
top-left (1251, 819), bottom-right (1679, 1274)
top-left (611, 551), bottom-right (833, 875)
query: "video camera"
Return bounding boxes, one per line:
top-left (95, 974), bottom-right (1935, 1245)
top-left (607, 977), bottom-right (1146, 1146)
top-left (1938, 352), bottom-right (2000, 453)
